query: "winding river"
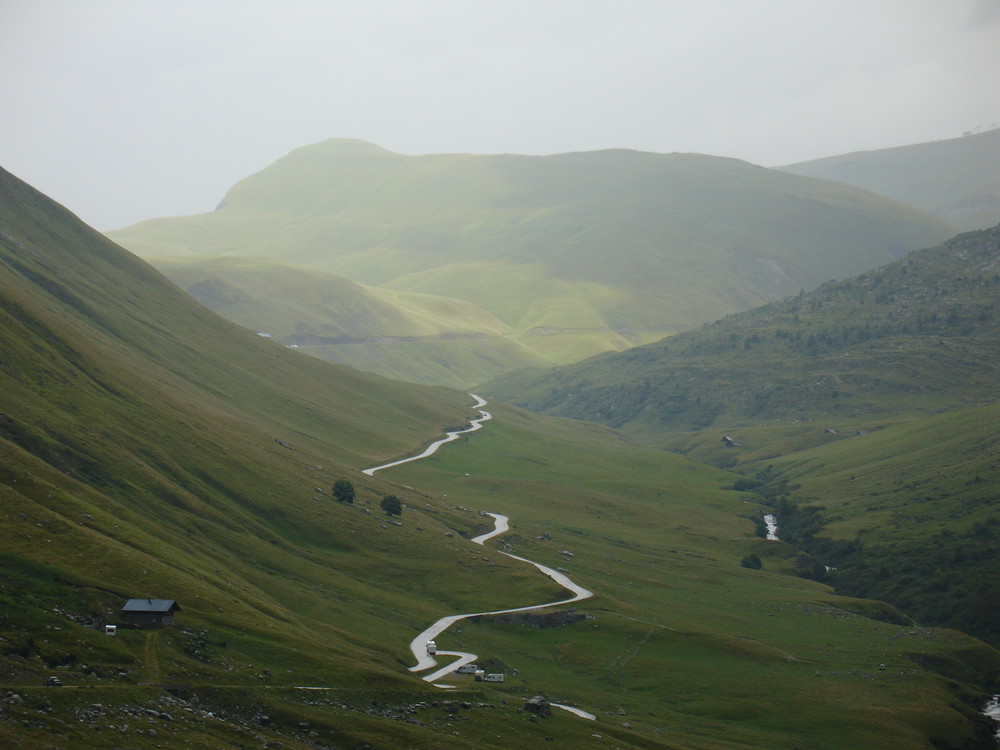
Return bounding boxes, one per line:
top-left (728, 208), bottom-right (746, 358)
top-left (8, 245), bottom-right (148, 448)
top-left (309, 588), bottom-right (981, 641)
top-left (984, 695), bottom-right (1000, 740)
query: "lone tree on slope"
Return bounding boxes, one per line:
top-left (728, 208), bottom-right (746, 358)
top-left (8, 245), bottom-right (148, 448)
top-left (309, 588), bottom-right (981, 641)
top-left (332, 479), bottom-right (356, 504)
top-left (380, 495), bottom-right (403, 516)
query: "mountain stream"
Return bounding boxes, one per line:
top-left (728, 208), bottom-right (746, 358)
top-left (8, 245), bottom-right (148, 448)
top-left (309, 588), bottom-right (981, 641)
top-left (764, 514), bottom-right (779, 540)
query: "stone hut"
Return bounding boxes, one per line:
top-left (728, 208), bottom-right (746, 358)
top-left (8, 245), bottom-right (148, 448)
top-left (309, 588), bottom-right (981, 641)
top-left (524, 695), bottom-right (551, 717)
top-left (121, 599), bottom-right (180, 629)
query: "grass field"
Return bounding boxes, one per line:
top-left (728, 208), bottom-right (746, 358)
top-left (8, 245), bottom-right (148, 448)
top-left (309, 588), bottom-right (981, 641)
top-left (2, 166), bottom-right (997, 748)
top-left (361, 402), bottom-right (999, 748)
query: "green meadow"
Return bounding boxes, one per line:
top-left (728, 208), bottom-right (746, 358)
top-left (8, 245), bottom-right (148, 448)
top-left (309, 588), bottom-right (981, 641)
top-left (486, 224), bottom-right (1000, 677)
top-left (2, 159), bottom-right (997, 748)
top-left (364, 403), bottom-right (999, 748)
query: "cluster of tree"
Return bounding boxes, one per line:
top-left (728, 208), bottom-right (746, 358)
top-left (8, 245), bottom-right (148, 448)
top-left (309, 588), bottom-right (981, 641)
top-left (832, 518), bottom-right (1000, 646)
top-left (330, 479), bottom-right (403, 516)
top-left (332, 479), bottom-right (355, 504)
top-left (737, 468), bottom-right (843, 583)
top-left (380, 495), bottom-right (402, 516)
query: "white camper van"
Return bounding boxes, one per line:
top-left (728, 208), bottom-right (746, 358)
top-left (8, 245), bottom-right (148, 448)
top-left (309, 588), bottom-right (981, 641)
top-left (426, 640), bottom-right (437, 655)
top-left (484, 673), bottom-right (505, 682)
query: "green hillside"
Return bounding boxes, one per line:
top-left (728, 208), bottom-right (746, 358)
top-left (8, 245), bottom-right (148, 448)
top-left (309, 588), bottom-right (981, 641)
top-left (0, 166), bottom-right (549, 748)
top-left (780, 128), bottom-right (1000, 231)
top-left (487, 225), bottom-right (1000, 432)
top-left (368, 402), bottom-right (1000, 748)
top-left (150, 254), bottom-right (547, 387)
top-left (3, 168), bottom-right (997, 747)
top-left (107, 139), bottom-right (956, 377)
top-left (154, 254), bottom-right (511, 341)
top-left (736, 404), bottom-right (1000, 644)
top-left (485, 225), bottom-right (1000, 649)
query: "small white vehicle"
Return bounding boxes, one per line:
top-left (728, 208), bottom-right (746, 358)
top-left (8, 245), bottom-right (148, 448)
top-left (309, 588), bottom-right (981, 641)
top-left (426, 640), bottom-right (437, 655)
top-left (455, 663), bottom-right (478, 674)
top-left (484, 673), bottom-right (505, 682)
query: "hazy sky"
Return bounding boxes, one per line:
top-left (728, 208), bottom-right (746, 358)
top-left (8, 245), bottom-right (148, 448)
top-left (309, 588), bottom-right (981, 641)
top-left (3, 0), bottom-right (999, 230)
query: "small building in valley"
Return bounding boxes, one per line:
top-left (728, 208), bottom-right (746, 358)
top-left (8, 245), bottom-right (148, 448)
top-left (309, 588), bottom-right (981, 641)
top-left (524, 695), bottom-right (552, 717)
top-left (121, 599), bottom-right (181, 629)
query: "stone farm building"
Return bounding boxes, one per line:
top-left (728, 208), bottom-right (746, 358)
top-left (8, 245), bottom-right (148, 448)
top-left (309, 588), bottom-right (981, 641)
top-left (121, 599), bottom-right (181, 629)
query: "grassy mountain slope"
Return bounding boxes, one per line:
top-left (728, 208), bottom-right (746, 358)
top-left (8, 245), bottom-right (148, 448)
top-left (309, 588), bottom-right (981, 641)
top-left (150, 254), bottom-right (547, 387)
top-left (370, 402), bottom-right (1000, 749)
top-left (734, 404), bottom-right (1000, 643)
top-left (0, 166), bottom-right (567, 748)
top-left (107, 139), bottom-right (956, 373)
top-left (153, 255), bottom-right (511, 341)
top-left (780, 128), bottom-right (1000, 231)
top-left (2, 167), bottom-right (997, 747)
top-left (487, 225), bottom-right (1000, 433)
top-left (484, 225), bottom-right (1000, 649)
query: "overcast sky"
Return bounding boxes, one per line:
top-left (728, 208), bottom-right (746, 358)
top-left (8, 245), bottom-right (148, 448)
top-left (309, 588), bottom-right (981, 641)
top-left (3, 0), bottom-right (999, 230)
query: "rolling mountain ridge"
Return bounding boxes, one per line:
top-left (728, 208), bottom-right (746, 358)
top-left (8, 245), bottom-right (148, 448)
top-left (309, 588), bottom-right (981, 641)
top-left (780, 127), bottom-right (1000, 231)
top-left (107, 139), bottom-right (957, 383)
top-left (151, 254), bottom-right (549, 388)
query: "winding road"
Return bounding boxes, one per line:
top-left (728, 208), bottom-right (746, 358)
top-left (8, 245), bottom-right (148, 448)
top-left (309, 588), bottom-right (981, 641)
top-left (362, 394), bottom-right (492, 476)
top-left (406, 511), bottom-right (592, 684)
top-left (363, 395), bottom-right (596, 717)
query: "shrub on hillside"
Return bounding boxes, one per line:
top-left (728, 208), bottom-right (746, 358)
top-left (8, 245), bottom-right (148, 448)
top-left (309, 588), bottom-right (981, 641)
top-left (332, 479), bottom-right (355, 504)
top-left (380, 495), bottom-right (403, 516)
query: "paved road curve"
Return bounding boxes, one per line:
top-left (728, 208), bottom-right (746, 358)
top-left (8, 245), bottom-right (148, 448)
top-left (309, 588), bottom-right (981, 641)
top-left (363, 394), bottom-right (491, 476)
top-left (406, 511), bottom-right (593, 684)
top-left (362, 396), bottom-right (595, 699)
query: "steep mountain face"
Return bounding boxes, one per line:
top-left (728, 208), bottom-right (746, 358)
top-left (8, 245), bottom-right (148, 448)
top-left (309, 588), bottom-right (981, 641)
top-left (108, 139), bottom-right (955, 379)
top-left (0, 167), bottom-right (474, 469)
top-left (780, 127), bottom-right (1000, 231)
top-left (486, 225), bottom-right (1000, 432)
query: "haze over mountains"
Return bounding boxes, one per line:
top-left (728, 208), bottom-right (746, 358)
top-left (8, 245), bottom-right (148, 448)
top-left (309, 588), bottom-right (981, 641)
top-left (108, 138), bottom-right (956, 386)
top-left (150, 255), bottom-right (547, 387)
top-left (10, 164), bottom-right (1000, 748)
top-left (781, 128), bottom-right (1000, 232)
